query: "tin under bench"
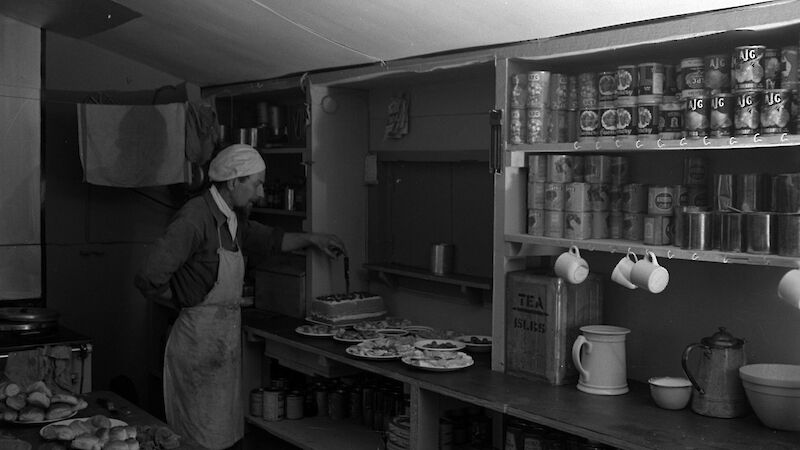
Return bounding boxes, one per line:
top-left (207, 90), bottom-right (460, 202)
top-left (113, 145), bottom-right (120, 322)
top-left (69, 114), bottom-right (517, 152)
top-left (242, 310), bottom-right (799, 450)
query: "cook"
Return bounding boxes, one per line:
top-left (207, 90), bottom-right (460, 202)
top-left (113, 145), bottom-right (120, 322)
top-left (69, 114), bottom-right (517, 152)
top-left (134, 144), bottom-right (346, 449)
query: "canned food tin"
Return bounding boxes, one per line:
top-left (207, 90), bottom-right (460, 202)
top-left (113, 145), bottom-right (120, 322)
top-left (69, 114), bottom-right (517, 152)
top-left (250, 388), bottom-right (265, 417)
top-left (583, 155), bottom-right (611, 183)
top-left (566, 110), bottom-right (579, 142)
top-left (610, 211), bottom-right (624, 239)
top-left (778, 213), bottom-right (800, 256)
top-left (673, 206), bottom-right (708, 247)
top-left (578, 108), bottom-right (600, 141)
top-left (510, 73), bottom-right (527, 109)
top-left (564, 182), bottom-right (592, 212)
top-left (592, 211), bottom-right (610, 238)
top-left (526, 108), bottom-right (549, 143)
top-left (567, 75), bottom-right (579, 110)
top-left (616, 65), bottom-right (637, 97)
top-left (674, 184), bottom-right (689, 206)
top-left (712, 174), bottom-right (735, 211)
top-left (572, 155), bottom-right (585, 182)
top-left (528, 154), bottom-right (548, 182)
top-left (286, 391), bottom-right (304, 420)
top-left (598, 71), bottom-right (617, 102)
top-left (683, 156), bottom-right (708, 186)
top-left (527, 71), bottom-right (551, 108)
top-left (622, 212), bottom-right (644, 241)
top-left (565, 212), bottom-right (593, 239)
top-left (746, 212), bottom-right (777, 254)
top-left (734, 89), bottom-right (763, 135)
top-left (578, 72), bottom-right (598, 108)
top-left (636, 95), bottom-right (661, 137)
top-left (598, 101), bottom-right (617, 137)
top-left (644, 215), bottom-right (672, 245)
top-left (509, 108), bottom-right (525, 144)
top-left (687, 184), bottom-right (709, 207)
top-left (609, 186), bottom-right (623, 211)
top-left (622, 183), bottom-right (647, 213)
top-left (610, 156), bottom-right (630, 186)
top-left (709, 93), bottom-right (734, 137)
top-left (544, 211), bottom-right (564, 238)
top-left (760, 89), bottom-right (791, 134)
top-left (528, 209), bottom-right (544, 235)
top-left (735, 173), bottom-right (771, 212)
top-left (589, 183), bottom-right (611, 212)
top-left (683, 211), bottom-right (713, 250)
top-left (263, 388), bottom-right (285, 421)
top-left (528, 182), bottom-right (545, 209)
top-left (648, 185), bottom-right (675, 215)
top-left (547, 109), bottom-right (569, 143)
top-left (550, 73), bottom-right (570, 110)
top-left (773, 173), bottom-right (800, 213)
top-left (547, 154), bottom-right (574, 183)
top-left (659, 98), bottom-right (684, 139)
top-left (734, 45), bottom-right (766, 90)
top-left (637, 62), bottom-right (664, 96)
top-left (684, 94), bottom-right (709, 138)
top-left (764, 48), bottom-right (781, 89)
top-left (664, 64), bottom-right (678, 96)
top-left (615, 96), bottom-right (637, 137)
top-left (680, 57), bottom-right (705, 90)
top-left (704, 54), bottom-right (731, 94)
top-left (328, 389), bottom-right (346, 420)
top-left (781, 46), bottom-right (799, 87)
top-left (718, 212), bottom-right (745, 252)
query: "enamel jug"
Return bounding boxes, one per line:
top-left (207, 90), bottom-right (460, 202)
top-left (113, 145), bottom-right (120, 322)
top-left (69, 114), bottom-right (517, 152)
top-left (681, 327), bottom-right (749, 418)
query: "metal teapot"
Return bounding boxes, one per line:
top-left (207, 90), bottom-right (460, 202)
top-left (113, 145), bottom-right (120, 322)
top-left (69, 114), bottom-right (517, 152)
top-left (681, 327), bottom-right (749, 418)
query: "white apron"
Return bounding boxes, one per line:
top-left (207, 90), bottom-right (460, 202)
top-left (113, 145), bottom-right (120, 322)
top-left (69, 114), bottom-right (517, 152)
top-left (164, 229), bottom-right (244, 449)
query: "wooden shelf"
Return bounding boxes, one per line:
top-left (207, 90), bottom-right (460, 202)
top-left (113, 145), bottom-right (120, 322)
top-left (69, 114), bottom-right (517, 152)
top-left (246, 414), bottom-right (383, 450)
top-left (257, 146), bottom-right (306, 155)
top-left (505, 233), bottom-right (800, 268)
top-left (251, 207), bottom-right (306, 217)
top-left (364, 262), bottom-right (492, 291)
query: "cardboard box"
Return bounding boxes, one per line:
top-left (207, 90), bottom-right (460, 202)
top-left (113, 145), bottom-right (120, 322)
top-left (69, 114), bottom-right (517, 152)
top-left (505, 270), bottom-right (603, 385)
top-left (254, 264), bottom-right (306, 318)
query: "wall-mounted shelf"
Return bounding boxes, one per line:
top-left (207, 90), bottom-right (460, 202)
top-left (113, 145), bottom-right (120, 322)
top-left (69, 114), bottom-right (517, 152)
top-left (364, 262), bottom-right (492, 292)
top-left (258, 146), bottom-right (306, 155)
top-left (505, 233), bottom-right (800, 268)
top-left (251, 208), bottom-right (306, 217)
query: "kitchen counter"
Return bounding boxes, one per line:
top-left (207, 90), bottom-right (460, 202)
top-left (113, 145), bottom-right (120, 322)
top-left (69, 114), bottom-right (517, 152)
top-left (243, 310), bottom-right (800, 450)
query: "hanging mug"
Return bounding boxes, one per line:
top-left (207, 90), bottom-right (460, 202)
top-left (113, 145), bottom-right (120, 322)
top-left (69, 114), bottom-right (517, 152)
top-left (553, 245), bottom-right (589, 284)
top-left (629, 250), bottom-right (669, 293)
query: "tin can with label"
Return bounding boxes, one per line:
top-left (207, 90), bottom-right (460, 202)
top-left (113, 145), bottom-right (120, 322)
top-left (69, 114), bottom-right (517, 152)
top-left (263, 388), bottom-right (285, 421)
top-left (526, 108), bottom-right (549, 143)
top-left (622, 183), bottom-right (647, 213)
top-left (610, 211), bottom-right (624, 238)
top-left (549, 73), bottom-right (570, 110)
top-left (734, 45), bottom-right (766, 90)
top-left (781, 46), bottom-right (799, 87)
top-left (528, 209), bottom-right (544, 236)
top-left (584, 155), bottom-right (610, 183)
top-left (683, 156), bottom-right (708, 186)
top-left (735, 173), bottom-right (771, 212)
top-left (616, 65), bottom-right (637, 97)
top-left (598, 101), bottom-right (617, 138)
top-left (734, 89), bottom-right (763, 136)
top-left (773, 173), bottom-right (800, 213)
top-left (680, 57), bottom-right (705, 91)
top-left (286, 390), bottom-right (304, 420)
top-left (510, 73), bottom-right (527, 109)
top-left (615, 96), bottom-right (637, 137)
top-left (527, 182), bottom-right (545, 209)
top-left (636, 95), bottom-right (660, 137)
top-left (659, 98), bottom-right (684, 139)
top-left (709, 92), bottom-right (734, 137)
top-left (527, 71), bottom-right (551, 109)
top-left (746, 212), bottom-right (777, 254)
top-left (564, 182), bottom-right (592, 212)
top-left (622, 212), bottom-right (644, 241)
top-left (547, 154), bottom-right (573, 183)
top-left (592, 211), bottom-right (610, 238)
top-left (777, 213), bottom-right (800, 256)
top-left (589, 183), bottom-right (611, 212)
top-left (610, 156), bottom-right (630, 186)
top-left (528, 154), bottom-right (548, 182)
top-left (684, 94), bottom-right (709, 138)
top-left (547, 109), bottom-right (569, 143)
top-left (713, 174), bottom-right (735, 211)
top-left (544, 211), bottom-right (564, 238)
top-left (688, 184), bottom-right (709, 207)
top-left (578, 72), bottom-right (598, 108)
top-left (664, 64), bottom-right (679, 96)
top-left (760, 89), bottom-right (791, 134)
top-left (674, 184), bottom-right (689, 206)
top-left (572, 155), bottom-right (585, 182)
top-left (578, 108), bottom-right (600, 141)
top-left (598, 71), bottom-right (617, 102)
top-left (564, 212), bottom-right (592, 240)
top-left (567, 75), bottom-right (579, 110)
top-left (609, 186), bottom-right (623, 211)
top-left (509, 108), bottom-right (525, 144)
top-left (764, 48), bottom-right (781, 89)
top-left (704, 54), bottom-right (731, 94)
top-left (648, 185), bottom-right (675, 215)
top-left (250, 388), bottom-right (265, 417)
top-left (644, 215), bottom-right (672, 245)
top-left (637, 62), bottom-right (664, 96)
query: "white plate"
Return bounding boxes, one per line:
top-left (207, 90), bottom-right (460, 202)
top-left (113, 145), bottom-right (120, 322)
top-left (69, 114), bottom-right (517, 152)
top-left (414, 339), bottom-right (466, 352)
top-left (295, 325), bottom-right (337, 337)
top-left (40, 417), bottom-right (128, 438)
top-left (456, 335), bottom-right (492, 352)
top-left (401, 352), bottom-right (474, 372)
top-left (333, 334), bottom-right (365, 343)
top-left (9, 410), bottom-right (76, 425)
top-left (345, 345), bottom-right (404, 360)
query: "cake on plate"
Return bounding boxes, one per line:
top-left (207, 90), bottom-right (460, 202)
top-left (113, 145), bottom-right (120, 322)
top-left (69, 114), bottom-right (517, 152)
top-left (309, 292), bottom-right (386, 325)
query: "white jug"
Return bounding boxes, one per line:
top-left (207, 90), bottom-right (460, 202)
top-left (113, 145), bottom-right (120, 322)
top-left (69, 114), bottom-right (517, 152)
top-left (571, 325), bottom-right (631, 395)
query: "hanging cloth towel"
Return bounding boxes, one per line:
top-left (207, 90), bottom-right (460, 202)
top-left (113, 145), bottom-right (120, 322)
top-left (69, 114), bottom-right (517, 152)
top-left (3, 348), bottom-right (48, 389)
top-left (78, 102), bottom-right (188, 187)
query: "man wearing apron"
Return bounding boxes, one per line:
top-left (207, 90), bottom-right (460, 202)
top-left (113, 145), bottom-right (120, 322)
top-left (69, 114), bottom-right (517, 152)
top-left (136, 144), bottom-right (345, 449)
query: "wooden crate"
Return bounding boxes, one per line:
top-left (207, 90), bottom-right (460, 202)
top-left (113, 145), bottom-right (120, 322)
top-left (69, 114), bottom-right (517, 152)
top-left (505, 271), bottom-right (603, 385)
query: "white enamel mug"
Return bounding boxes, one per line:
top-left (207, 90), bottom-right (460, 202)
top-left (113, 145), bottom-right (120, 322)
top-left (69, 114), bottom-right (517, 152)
top-left (553, 245), bottom-right (589, 284)
top-left (629, 250), bottom-right (669, 293)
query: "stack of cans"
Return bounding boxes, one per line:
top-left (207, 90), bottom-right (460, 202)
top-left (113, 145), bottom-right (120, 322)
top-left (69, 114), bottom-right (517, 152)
top-left (527, 154), bottom-right (586, 238)
top-left (509, 71), bottom-right (579, 145)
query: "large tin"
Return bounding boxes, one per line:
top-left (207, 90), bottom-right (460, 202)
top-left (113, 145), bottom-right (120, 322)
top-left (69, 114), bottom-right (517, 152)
top-left (598, 71), bottom-right (617, 102)
top-left (687, 184), bottom-right (710, 207)
top-left (547, 109), bottom-right (570, 143)
top-left (598, 101), bottom-right (617, 138)
top-left (718, 212), bottom-right (745, 252)
top-left (567, 75), bottom-right (579, 110)
top-left (578, 72), bottom-right (598, 108)
top-left (615, 96), bottom-right (637, 137)
top-left (647, 185), bottom-right (675, 215)
top-left (712, 174), bottom-right (735, 211)
top-left (564, 182), bottom-right (592, 212)
top-left (526, 71), bottom-right (551, 108)
top-left (549, 73), bottom-right (570, 110)
top-left (526, 108), bottom-right (549, 143)
top-left (684, 94), bottom-right (709, 138)
top-left (636, 95), bottom-right (661, 137)
top-left (616, 65), bottom-right (637, 97)
top-left (572, 155), bottom-right (585, 182)
top-left (745, 212), bottom-right (777, 254)
top-left (547, 154), bottom-right (574, 183)
top-left (674, 184), bottom-right (689, 207)
top-left (673, 206), bottom-right (708, 248)
top-left (543, 182), bottom-right (565, 211)
top-left (659, 98), bottom-right (684, 139)
top-left (622, 212), bottom-right (644, 241)
top-left (760, 89), bottom-right (791, 134)
top-left (637, 62), bottom-right (664, 96)
top-left (505, 271), bottom-right (603, 385)
top-left (527, 182), bottom-right (545, 209)
top-left (683, 156), bottom-right (708, 186)
top-left (643, 215), bottom-right (672, 246)
top-left (733, 45), bottom-right (766, 90)
top-left (609, 211), bottom-right (624, 238)
top-left (509, 108), bottom-right (525, 144)
top-left (592, 211), bottom-right (610, 238)
top-left (777, 213), bottom-right (800, 256)
top-left (609, 156), bottom-right (630, 186)
top-left (781, 46), bottom-right (799, 87)
top-left (564, 212), bottom-right (593, 240)
top-left (263, 388), bottom-right (285, 421)
top-left (589, 183), bottom-right (611, 212)
top-left (528, 209), bottom-right (544, 236)
top-left (609, 186), bottom-right (623, 212)
top-left (709, 93), bottom-right (734, 137)
top-left (734, 89), bottom-right (763, 136)
top-left (527, 154), bottom-right (548, 182)
top-left (578, 108), bottom-right (600, 141)
top-left (544, 211), bottom-right (564, 238)
top-left (704, 54), bottom-right (731, 94)
top-left (583, 155), bottom-right (611, 184)
top-left (621, 183), bottom-right (647, 213)
top-left (735, 173), bottom-right (771, 212)
top-left (773, 173), bottom-right (800, 213)
top-left (682, 211), bottom-right (713, 250)
top-left (679, 57), bottom-right (705, 91)
top-left (763, 48), bottom-right (781, 89)
top-left (510, 73), bottom-right (527, 109)
top-left (250, 388), bottom-right (265, 417)
top-left (664, 64), bottom-right (679, 96)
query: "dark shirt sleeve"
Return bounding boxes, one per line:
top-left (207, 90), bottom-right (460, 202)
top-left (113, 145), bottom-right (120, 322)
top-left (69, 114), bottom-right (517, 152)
top-left (240, 217), bottom-right (284, 270)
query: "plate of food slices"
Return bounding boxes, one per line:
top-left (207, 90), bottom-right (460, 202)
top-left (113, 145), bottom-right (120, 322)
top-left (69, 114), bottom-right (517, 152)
top-left (456, 335), bottom-right (493, 353)
top-left (295, 324), bottom-right (338, 337)
top-left (40, 415), bottom-right (128, 439)
top-left (9, 410), bottom-right (77, 425)
top-left (414, 339), bottom-right (466, 352)
top-left (354, 317), bottom-right (412, 332)
top-left (402, 349), bottom-right (474, 372)
top-left (332, 328), bottom-right (380, 343)
top-left (345, 336), bottom-right (416, 360)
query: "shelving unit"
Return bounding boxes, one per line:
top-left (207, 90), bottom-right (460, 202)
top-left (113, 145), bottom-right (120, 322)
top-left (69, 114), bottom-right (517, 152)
top-left (364, 262), bottom-right (492, 292)
top-left (245, 415), bottom-right (383, 450)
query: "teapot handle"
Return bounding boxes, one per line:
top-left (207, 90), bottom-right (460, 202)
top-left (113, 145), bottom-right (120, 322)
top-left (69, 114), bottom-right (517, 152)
top-left (681, 343), bottom-right (705, 395)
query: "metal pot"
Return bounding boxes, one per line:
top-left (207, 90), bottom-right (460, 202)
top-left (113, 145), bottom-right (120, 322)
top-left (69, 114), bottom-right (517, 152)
top-left (681, 327), bottom-right (749, 418)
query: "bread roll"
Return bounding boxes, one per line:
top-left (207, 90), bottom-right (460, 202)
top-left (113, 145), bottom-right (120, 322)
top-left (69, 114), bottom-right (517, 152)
top-left (6, 393), bottom-right (27, 411)
top-left (154, 427), bottom-right (181, 449)
top-left (103, 440), bottom-right (128, 450)
top-left (74, 399), bottom-right (89, 411)
top-left (95, 427), bottom-right (110, 447)
top-left (0, 403), bottom-right (17, 421)
top-left (28, 390), bottom-right (51, 409)
top-left (51, 393), bottom-right (80, 406)
top-left (70, 434), bottom-right (100, 450)
top-left (90, 414), bottom-right (112, 430)
top-left (46, 402), bottom-right (75, 420)
top-left (41, 424), bottom-right (77, 441)
top-left (3, 382), bottom-right (21, 398)
top-left (69, 419), bottom-right (93, 435)
top-left (18, 405), bottom-right (45, 422)
top-left (26, 380), bottom-right (53, 397)
top-left (125, 438), bottom-right (140, 450)
top-left (123, 426), bottom-right (136, 439)
top-left (108, 426), bottom-right (128, 441)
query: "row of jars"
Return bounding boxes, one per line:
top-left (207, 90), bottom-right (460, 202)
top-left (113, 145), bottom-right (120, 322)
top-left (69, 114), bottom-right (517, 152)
top-left (505, 417), bottom-right (618, 450)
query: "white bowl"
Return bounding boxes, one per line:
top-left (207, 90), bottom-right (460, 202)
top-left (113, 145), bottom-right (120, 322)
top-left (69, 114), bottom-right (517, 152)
top-left (740, 364), bottom-right (800, 431)
top-left (648, 376), bottom-right (692, 410)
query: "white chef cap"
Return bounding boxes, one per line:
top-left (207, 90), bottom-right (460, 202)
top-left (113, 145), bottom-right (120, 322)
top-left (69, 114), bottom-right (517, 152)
top-left (208, 144), bottom-right (266, 181)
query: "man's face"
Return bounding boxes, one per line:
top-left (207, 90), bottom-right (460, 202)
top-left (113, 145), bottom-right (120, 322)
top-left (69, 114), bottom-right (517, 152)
top-left (230, 170), bottom-right (265, 210)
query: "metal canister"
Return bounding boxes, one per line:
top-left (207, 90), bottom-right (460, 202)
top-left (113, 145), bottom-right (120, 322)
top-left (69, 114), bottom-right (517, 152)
top-left (528, 182), bottom-right (545, 209)
top-left (584, 155), bottom-right (610, 184)
top-left (509, 108), bottom-right (525, 144)
top-left (704, 54), bottom-right (731, 94)
top-left (550, 73), bottom-right (570, 110)
top-left (687, 184), bottom-right (709, 207)
top-left (684, 94), bottom-right (709, 138)
top-left (718, 212), bottom-right (745, 252)
top-left (527, 71), bottom-right (551, 109)
top-left (544, 182), bottom-right (565, 211)
top-left (528, 209), bottom-right (544, 236)
top-left (746, 212), bottom-right (777, 254)
top-left (709, 92), bottom-right (734, 137)
top-left (609, 156), bottom-right (630, 186)
top-left (778, 213), bottom-right (800, 256)
top-left (621, 183), bottom-right (647, 213)
top-left (328, 388), bottom-right (346, 420)
top-left (664, 64), bottom-right (678, 96)
top-left (773, 173), bottom-right (800, 212)
top-left (679, 57), bottom-right (705, 91)
top-left (592, 211), bottom-right (610, 238)
top-left (526, 108), bottom-right (549, 143)
top-left (760, 89), bottom-right (791, 134)
top-left (572, 155), bottom-right (585, 182)
top-left (609, 186), bottom-right (623, 211)
top-left (598, 71), bottom-right (616, 102)
top-left (528, 154), bottom-right (548, 182)
top-left (682, 210), bottom-right (713, 250)
top-left (589, 183), bottom-right (610, 212)
top-left (764, 48), bottom-right (781, 89)
top-left (263, 388), bottom-right (285, 421)
top-left (622, 212), bottom-right (644, 241)
top-left (734, 45), bottom-right (766, 90)
top-left (674, 184), bottom-right (689, 207)
top-left (616, 65), bottom-right (637, 97)
top-left (712, 174), bottom-right (735, 211)
top-left (286, 390), bottom-right (304, 420)
top-left (510, 73), bottom-right (527, 109)
top-left (734, 89), bottom-right (763, 135)
top-left (250, 388), bottom-right (264, 417)
top-left (735, 173), bottom-right (771, 212)
top-left (781, 46), bottom-right (799, 87)
top-left (547, 154), bottom-right (574, 183)
top-left (659, 98), bottom-right (684, 139)
top-left (636, 95), bottom-right (660, 138)
top-left (609, 211), bottom-right (624, 239)
top-left (548, 109), bottom-right (570, 143)
top-left (615, 96), bottom-right (637, 138)
top-left (637, 62), bottom-right (664, 96)
top-left (578, 72), bottom-right (598, 108)
top-left (644, 215), bottom-right (672, 245)
top-left (683, 156), bottom-right (708, 186)
top-left (648, 185), bottom-right (675, 216)
top-left (598, 101), bottom-right (617, 138)
top-left (564, 212), bottom-right (592, 240)
top-left (314, 386), bottom-right (329, 417)
top-left (564, 182), bottom-right (592, 212)
top-left (578, 108), bottom-right (600, 141)
top-left (544, 211), bottom-right (564, 238)
top-left (673, 206), bottom-right (707, 248)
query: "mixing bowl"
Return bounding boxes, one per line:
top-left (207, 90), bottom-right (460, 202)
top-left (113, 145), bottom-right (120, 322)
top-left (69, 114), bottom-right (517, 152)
top-left (648, 376), bottom-right (692, 410)
top-left (739, 364), bottom-right (800, 431)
